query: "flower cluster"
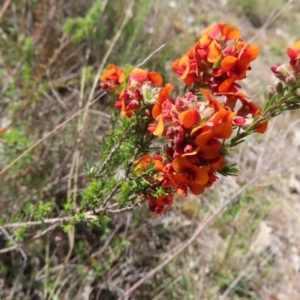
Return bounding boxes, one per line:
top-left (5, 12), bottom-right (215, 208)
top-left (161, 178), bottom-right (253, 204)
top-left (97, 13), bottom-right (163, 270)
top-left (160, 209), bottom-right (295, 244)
top-left (101, 66), bottom-right (162, 117)
top-left (171, 23), bottom-right (259, 94)
top-left (100, 64), bottom-right (125, 93)
top-left (100, 22), bottom-right (295, 215)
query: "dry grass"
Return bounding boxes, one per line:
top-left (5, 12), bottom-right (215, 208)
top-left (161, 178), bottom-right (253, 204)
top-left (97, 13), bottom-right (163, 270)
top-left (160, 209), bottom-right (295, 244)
top-left (1, 0), bottom-right (300, 299)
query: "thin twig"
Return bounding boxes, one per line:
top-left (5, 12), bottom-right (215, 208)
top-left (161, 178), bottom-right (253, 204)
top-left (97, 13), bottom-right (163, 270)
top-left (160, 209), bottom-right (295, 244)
top-left (0, 224), bottom-right (57, 255)
top-left (88, 109), bottom-right (111, 118)
top-left (1, 217), bottom-right (74, 229)
top-left (249, 0), bottom-right (293, 43)
top-left (0, 226), bottom-right (27, 261)
top-left (136, 44), bottom-right (166, 68)
top-left (105, 202), bottom-right (143, 214)
top-left (1, 199), bottom-right (143, 231)
top-left (0, 0), bottom-right (12, 23)
top-left (46, 69), bottom-right (67, 111)
top-left (30, 224), bottom-right (58, 241)
top-left (100, 182), bottom-right (122, 208)
top-left (91, 222), bottom-right (123, 258)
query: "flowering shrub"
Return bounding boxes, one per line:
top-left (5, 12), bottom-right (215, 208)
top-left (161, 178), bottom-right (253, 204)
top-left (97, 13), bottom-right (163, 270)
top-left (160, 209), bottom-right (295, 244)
top-left (98, 22), bottom-right (300, 216)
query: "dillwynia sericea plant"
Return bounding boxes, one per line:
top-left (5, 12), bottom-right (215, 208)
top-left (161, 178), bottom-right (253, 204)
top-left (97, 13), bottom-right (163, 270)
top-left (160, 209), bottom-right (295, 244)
top-left (78, 22), bottom-right (300, 221)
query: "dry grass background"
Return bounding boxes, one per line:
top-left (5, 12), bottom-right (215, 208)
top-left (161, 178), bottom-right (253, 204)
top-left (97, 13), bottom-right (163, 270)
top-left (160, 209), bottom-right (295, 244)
top-left (0, 0), bottom-right (300, 299)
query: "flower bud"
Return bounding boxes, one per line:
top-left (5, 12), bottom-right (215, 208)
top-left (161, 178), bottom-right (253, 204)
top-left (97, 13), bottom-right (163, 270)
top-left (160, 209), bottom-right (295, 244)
top-left (286, 76), bottom-right (296, 87)
top-left (232, 116), bottom-right (246, 126)
top-left (275, 81), bottom-right (284, 94)
top-left (126, 100), bottom-right (140, 110)
top-left (266, 86), bottom-right (275, 99)
top-left (272, 63), bottom-right (294, 82)
top-left (267, 86), bottom-right (275, 93)
top-left (114, 101), bottom-right (122, 109)
top-left (120, 89), bottom-right (131, 100)
top-left (145, 109), bottom-right (151, 117)
top-left (284, 93), bottom-right (293, 101)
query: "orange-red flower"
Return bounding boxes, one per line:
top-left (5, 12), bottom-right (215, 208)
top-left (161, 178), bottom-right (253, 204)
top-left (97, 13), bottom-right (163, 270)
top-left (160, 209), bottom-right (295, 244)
top-left (135, 156), bottom-right (177, 213)
top-left (206, 155), bottom-right (227, 187)
top-left (128, 68), bottom-right (163, 87)
top-left (204, 22), bottom-right (241, 43)
top-left (100, 64), bottom-right (125, 92)
top-left (216, 45), bottom-right (259, 93)
top-left (203, 23), bottom-right (241, 63)
top-left (172, 157), bottom-right (209, 195)
top-left (135, 155), bottom-right (178, 191)
top-left (135, 155), bottom-right (165, 175)
top-left (146, 194), bottom-right (173, 214)
top-left (172, 54), bottom-right (198, 85)
top-left (193, 34), bottom-right (222, 64)
top-left (220, 56), bottom-right (249, 79)
top-left (113, 68), bottom-right (164, 118)
top-left (194, 135), bottom-right (222, 160)
top-left (191, 92), bottom-right (235, 141)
